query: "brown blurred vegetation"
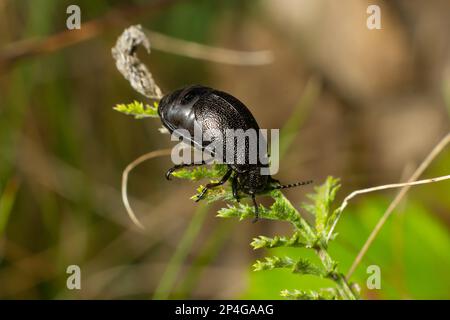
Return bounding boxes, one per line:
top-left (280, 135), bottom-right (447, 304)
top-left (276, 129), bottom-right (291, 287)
top-left (0, 0), bottom-right (449, 299)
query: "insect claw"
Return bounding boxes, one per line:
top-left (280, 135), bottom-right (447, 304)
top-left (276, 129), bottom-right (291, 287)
top-left (165, 167), bottom-right (176, 180)
top-left (195, 188), bottom-right (207, 202)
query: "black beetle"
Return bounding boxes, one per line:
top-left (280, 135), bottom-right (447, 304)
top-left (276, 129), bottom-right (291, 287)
top-left (158, 85), bottom-right (311, 221)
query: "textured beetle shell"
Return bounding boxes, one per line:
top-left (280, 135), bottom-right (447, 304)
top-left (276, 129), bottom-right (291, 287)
top-left (158, 85), bottom-right (267, 172)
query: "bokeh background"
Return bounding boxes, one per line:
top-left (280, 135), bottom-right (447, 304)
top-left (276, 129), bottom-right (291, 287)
top-left (0, 0), bottom-right (449, 299)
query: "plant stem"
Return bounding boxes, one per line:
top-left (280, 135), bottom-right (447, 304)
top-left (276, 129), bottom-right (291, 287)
top-left (281, 193), bottom-right (357, 300)
top-left (316, 247), bottom-right (356, 300)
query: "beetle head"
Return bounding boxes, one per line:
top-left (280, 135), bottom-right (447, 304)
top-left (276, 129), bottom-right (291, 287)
top-left (158, 85), bottom-right (212, 115)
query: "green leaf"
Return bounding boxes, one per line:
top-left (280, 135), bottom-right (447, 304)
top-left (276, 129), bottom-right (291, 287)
top-left (302, 176), bottom-right (340, 236)
top-left (253, 256), bottom-right (295, 271)
top-left (114, 100), bottom-right (159, 119)
top-left (172, 164), bottom-right (228, 181)
top-left (217, 191), bottom-right (307, 225)
top-left (253, 256), bottom-right (325, 278)
top-left (217, 203), bottom-right (269, 221)
top-left (178, 173), bottom-right (356, 299)
top-left (281, 288), bottom-right (338, 300)
top-left (251, 232), bottom-right (309, 250)
top-left (292, 258), bottom-right (325, 277)
top-left (269, 190), bottom-right (302, 224)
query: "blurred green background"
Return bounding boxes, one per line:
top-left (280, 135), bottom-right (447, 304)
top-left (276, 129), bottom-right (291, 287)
top-left (0, 0), bottom-right (449, 299)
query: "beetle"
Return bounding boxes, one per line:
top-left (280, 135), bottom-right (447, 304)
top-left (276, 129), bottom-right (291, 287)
top-left (158, 84), bottom-right (312, 221)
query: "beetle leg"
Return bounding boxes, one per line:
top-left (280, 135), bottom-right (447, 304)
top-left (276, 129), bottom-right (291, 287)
top-left (166, 162), bottom-right (205, 180)
top-left (195, 168), bottom-right (232, 202)
top-left (251, 194), bottom-right (259, 223)
top-left (232, 174), bottom-right (240, 202)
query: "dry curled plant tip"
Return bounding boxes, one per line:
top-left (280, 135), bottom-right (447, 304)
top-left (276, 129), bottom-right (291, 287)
top-left (112, 25), bottom-right (163, 100)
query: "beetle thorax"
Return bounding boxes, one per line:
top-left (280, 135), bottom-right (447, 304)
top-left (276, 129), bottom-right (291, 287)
top-left (238, 169), bottom-right (269, 195)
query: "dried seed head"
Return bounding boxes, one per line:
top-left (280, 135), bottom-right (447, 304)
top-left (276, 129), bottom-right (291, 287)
top-left (112, 25), bottom-right (163, 100)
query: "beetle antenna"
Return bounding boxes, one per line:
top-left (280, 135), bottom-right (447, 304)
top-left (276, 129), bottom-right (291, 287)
top-left (271, 180), bottom-right (313, 190)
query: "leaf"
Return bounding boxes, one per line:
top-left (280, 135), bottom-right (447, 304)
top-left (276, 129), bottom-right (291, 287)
top-left (241, 246), bottom-right (336, 299)
top-left (191, 185), bottom-right (236, 203)
top-left (292, 258), bottom-right (325, 277)
top-left (267, 190), bottom-right (306, 227)
top-left (172, 164), bottom-right (228, 181)
top-left (114, 100), bottom-right (159, 119)
top-left (281, 288), bottom-right (338, 300)
top-left (302, 176), bottom-right (340, 236)
top-left (251, 232), bottom-right (309, 250)
top-left (253, 256), bottom-right (295, 271)
top-left (205, 175), bottom-right (356, 299)
top-left (217, 191), bottom-right (308, 226)
top-left (253, 256), bottom-right (325, 278)
top-left (217, 203), bottom-right (269, 221)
